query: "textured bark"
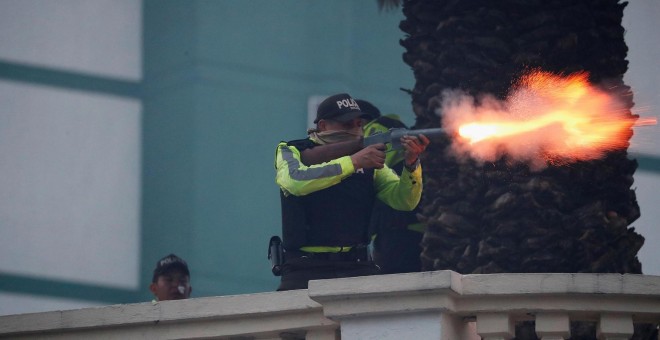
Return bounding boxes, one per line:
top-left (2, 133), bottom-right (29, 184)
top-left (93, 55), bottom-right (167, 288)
top-left (397, 0), bottom-right (652, 338)
top-left (400, 0), bottom-right (643, 275)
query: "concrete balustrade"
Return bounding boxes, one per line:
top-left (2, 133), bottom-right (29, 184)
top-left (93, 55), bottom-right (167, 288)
top-left (535, 313), bottom-right (571, 340)
top-left (1, 271), bottom-right (659, 339)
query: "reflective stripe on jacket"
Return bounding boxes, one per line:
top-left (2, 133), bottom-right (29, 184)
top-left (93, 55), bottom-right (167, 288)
top-left (275, 139), bottom-right (423, 249)
top-left (275, 141), bottom-right (422, 211)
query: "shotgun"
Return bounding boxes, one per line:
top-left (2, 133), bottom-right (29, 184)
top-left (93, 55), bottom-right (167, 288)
top-left (363, 128), bottom-right (445, 150)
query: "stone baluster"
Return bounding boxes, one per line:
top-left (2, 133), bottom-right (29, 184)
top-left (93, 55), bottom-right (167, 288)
top-left (597, 313), bottom-right (634, 340)
top-left (476, 312), bottom-right (515, 340)
top-left (535, 313), bottom-right (571, 340)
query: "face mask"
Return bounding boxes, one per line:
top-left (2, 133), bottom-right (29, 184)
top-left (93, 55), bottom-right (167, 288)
top-left (308, 130), bottom-right (362, 145)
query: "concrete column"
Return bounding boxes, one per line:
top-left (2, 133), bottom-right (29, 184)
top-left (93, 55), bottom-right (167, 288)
top-left (535, 313), bottom-right (571, 340)
top-left (340, 312), bottom-right (442, 340)
top-left (307, 271), bottom-right (463, 340)
top-left (597, 313), bottom-right (634, 340)
top-left (476, 313), bottom-right (514, 340)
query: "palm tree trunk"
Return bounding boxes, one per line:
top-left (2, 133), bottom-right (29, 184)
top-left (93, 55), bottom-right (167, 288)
top-left (396, 0), bottom-right (652, 338)
top-left (400, 0), bottom-right (643, 275)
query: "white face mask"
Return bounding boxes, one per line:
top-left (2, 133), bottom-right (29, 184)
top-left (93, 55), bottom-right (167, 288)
top-left (178, 286), bottom-right (186, 294)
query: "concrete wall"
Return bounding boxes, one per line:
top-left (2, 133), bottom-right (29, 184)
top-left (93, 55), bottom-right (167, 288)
top-left (3, 271), bottom-right (660, 339)
top-left (0, 0), bottom-right (142, 314)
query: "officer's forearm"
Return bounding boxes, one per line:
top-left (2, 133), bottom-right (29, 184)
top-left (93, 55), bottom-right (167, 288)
top-left (300, 138), bottom-right (363, 166)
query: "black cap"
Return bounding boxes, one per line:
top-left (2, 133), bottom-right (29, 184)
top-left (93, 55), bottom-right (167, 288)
top-left (355, 99), bottom-right (381, 119)
top-left (152, 254), bottom-right (189, 282)
top-left (314, 93), bottom-right (372, 123)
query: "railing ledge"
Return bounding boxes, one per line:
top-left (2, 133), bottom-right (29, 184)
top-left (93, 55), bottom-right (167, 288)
top-left (2, 271), bottom-right (659, 340)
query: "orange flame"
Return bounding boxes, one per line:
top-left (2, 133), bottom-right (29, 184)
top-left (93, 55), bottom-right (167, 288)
top-left (441, 70), bottom-right (656, 169)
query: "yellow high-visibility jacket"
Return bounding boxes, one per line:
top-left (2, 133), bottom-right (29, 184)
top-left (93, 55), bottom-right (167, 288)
top-left (275, 141), bottom-right (422, 211)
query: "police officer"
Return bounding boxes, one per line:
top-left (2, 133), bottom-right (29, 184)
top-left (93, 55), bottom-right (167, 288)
top-left (274, 93), bottom-right (429, 291)
top-left (359, 99), bottom-right (426, 274)
top-left (149, 254), bottom-right (192, 301)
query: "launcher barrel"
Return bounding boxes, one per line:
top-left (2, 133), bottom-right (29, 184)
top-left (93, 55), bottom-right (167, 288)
top-left (363, 128), bottom-right (445, 150)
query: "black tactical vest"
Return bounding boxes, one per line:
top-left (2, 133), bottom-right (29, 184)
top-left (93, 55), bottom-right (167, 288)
top-left (280, 138), bottom-right (375, 250)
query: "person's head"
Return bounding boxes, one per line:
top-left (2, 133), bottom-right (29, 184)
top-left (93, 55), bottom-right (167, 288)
top-left (149, 254), bottom-right (192, 301)
top-left (314, 93), bottom-right (372, 134)
top-left (355, 99), bottom-right (381, 121)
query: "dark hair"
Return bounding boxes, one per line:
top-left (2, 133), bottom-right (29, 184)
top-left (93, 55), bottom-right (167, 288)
top-left (355, 99), bottom-right (381, 119)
